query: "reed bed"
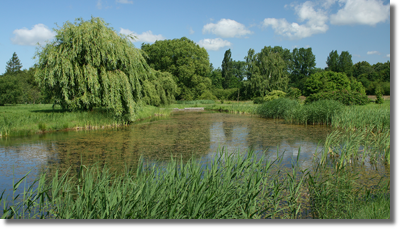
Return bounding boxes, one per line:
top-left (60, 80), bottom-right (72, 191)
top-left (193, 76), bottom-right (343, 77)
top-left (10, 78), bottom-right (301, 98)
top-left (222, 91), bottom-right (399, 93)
top-left (0, 147), bottom-right (390, 219)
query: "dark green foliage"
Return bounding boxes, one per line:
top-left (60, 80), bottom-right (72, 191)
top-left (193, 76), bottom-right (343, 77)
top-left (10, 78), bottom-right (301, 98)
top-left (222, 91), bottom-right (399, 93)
top-left (305, 90), bottom-right (370, 106)
top-left (304, 71), bottom-right (359, 96)
top-left (221, 49), bottom-right (233, 89)
top-left (290, 47), bottom-right (316, 87)
top-left (0, 74), bottom-right (23, 105)
top-left (210, 88), bottom-right (238, 100)
top-left (141, 37), bottom-right (211, 100)
top-left (286, 87), bottom-right (301, 100)
top-left (197, 90), bottom-right (218, 100)
top-left (5, 52), bottom-right (23, 74)
top-left (257, 98), bottom-right (300, 120)
top-left (208, 65), bottom-right (223, 89)
top-left (375, 87), bottom-right (384, 104)
top-left (326, 50), bottom-right (339, 72)
top-left (252, 97), bottom-right (266, 104)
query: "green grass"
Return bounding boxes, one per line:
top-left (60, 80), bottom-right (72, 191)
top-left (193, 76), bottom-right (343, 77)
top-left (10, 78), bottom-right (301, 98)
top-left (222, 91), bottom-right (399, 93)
top-left (0, 147), bottom-right (389, 219)
top-left (0, 104), bottom-right (171, 137)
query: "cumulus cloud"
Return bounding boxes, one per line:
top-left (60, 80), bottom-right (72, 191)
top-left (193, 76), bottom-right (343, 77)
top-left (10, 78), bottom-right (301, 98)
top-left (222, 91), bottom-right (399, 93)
top-left (263, 1), bottom-right (329, 39)
top-left (116, 0), bottom-right (133, 4)
top-left (330, 0), bottom-right (390, 26)
top-left (198, 38), bottom-right (231, 51)
top-left (119, 28), bottom-right (165, 43)
top-left (386, 54), bottom-right (390, 58)
top-left (189, 27), bottom-right (194, 34)
top-left (202, 19), bottom-right (252, 38)
top-left (367, 51), bottom-right (380, 55)
top-left (11, 24), bottom-right (56, 46)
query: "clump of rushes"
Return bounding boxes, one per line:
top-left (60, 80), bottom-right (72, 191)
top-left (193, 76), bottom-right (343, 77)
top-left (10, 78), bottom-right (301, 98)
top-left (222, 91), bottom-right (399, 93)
top-left (257, 98), bottom-right (300, 120)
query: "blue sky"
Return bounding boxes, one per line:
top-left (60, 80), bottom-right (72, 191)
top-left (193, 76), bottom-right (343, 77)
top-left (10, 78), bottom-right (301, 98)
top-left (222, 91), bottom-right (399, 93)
top-left (0, 0), bottom-right (391, 74)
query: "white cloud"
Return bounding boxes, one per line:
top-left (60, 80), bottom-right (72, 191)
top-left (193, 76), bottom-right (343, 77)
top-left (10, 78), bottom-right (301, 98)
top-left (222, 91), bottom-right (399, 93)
top-left (202, 19), bottom-right (252, 38)
top-left (330, 0), bottom-right (390, 26)
top-left (198, 38), bottom-right (231, 51)
top-left (386, 54), bottom-right (390, 58)
top-left (97, 0), bottom-right (102, 9)
top-left (119, 28), bottom-right (165, 43)
top-left (189, 27), bottom-right (194, 34)
top-left (305, 45), bottom-right (310, 48)
top-left (116, 0), bottom-right (133, 4)
top-left (263, 1), bottom-right (329, 40)
top-left (367, 51), bottom-right (380, 55)
top-left (11, 24), bottom-right (56, 46)
top-left (322, 0), bottom-right (338, 9)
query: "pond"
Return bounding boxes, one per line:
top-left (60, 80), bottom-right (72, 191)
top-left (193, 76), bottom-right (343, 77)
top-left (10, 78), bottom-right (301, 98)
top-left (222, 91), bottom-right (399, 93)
top-left (0, 110), bottom-right (388, 196)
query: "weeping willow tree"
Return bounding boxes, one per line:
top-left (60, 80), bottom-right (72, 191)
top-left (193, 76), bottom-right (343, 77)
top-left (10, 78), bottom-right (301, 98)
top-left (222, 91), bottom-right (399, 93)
top-left (249, 51), bottom-right (289, 97)
top-left (141, 70), bottom-right (177, 106)
top-left (34, 17), bottom-right (156, 121)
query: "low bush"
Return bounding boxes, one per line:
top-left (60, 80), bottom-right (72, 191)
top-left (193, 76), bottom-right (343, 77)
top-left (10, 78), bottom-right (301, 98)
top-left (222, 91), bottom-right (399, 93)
top-left (305, 90), bottom-right (370, 106)
top-left (264, 90), bottom-right (286, 102)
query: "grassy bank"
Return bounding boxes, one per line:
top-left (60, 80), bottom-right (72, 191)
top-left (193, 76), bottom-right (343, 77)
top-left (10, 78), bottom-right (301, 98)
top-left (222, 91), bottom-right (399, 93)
top-left (0, 104), bottom-right (171, 138)
top-left (0, 147), bottom-right (389, 219)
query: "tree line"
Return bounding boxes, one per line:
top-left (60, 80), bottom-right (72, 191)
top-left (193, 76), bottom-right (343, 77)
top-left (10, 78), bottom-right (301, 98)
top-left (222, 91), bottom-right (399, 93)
top-left (0, 17), bottom-right (390, 119)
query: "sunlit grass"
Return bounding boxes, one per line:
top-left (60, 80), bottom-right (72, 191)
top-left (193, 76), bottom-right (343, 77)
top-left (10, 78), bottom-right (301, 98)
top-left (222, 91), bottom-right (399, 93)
top-left (0, 104), bottom-right (171, 137)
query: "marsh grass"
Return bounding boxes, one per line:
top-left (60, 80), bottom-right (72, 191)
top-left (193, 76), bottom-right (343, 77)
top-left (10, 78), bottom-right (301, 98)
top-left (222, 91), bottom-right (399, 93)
top-left (0, 147), bottom-right (389, 219)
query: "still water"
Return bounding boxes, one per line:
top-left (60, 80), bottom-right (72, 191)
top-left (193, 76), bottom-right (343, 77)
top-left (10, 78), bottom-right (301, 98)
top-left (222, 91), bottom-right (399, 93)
top-left (0, 111), bottom-right (385, 195)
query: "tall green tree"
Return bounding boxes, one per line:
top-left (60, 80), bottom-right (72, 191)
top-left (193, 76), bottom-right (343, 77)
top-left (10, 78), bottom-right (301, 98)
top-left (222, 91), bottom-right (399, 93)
top-left (34, 17), bottom-right (155, 121)
top-left (5, 52), bottom-right (23, 74)
top-left (0, 74), bottom-right (23, 105)
top-left (141, 37), bottom-right (211, 100)
top-left (290, 47), bottom-right (316, 88)
top-left (326, 50), bottom-right (339, 72)
top-left (338, 51), bottom-right (353, 76)
top-left (221, 49), bottom-right (233, 89)
top-left (244, 48), bottom-right (256, 81)
top-left (251, 51), bottom-right (289, 97)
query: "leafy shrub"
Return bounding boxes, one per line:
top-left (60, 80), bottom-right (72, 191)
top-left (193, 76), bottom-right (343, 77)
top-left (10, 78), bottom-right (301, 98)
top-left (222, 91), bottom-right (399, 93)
top-left (286, 87), bottom-right (301, 100)
top-left (264, 90), bottom-right (286, 102)
top-left (305, 90), bottom-right (370, 106)
top-left (253, 97), bottom-right (266, 104)
top-left (197, 90), bottom-right (217, 101)
top-left (304, 71), bottom-right (356, 96)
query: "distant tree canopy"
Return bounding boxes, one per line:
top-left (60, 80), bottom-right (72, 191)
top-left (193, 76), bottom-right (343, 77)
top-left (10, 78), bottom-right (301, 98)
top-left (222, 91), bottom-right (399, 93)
top-left (34, 17), bottom-right (175, 121)
top-left (326, 50), bottom-right (353, 76)
top-left (244, 47), bottom-right (290, 98)
top-left (0, 53), bottom-right (43, 105)
top-left (141, 37), bottom-right (211, 100)
top-left (304, 71), bottom-right (365, 96)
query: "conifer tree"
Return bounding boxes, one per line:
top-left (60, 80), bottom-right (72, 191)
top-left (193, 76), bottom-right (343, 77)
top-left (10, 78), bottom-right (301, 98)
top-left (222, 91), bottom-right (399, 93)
top-left (5, 52), bottom-right (23, 74)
